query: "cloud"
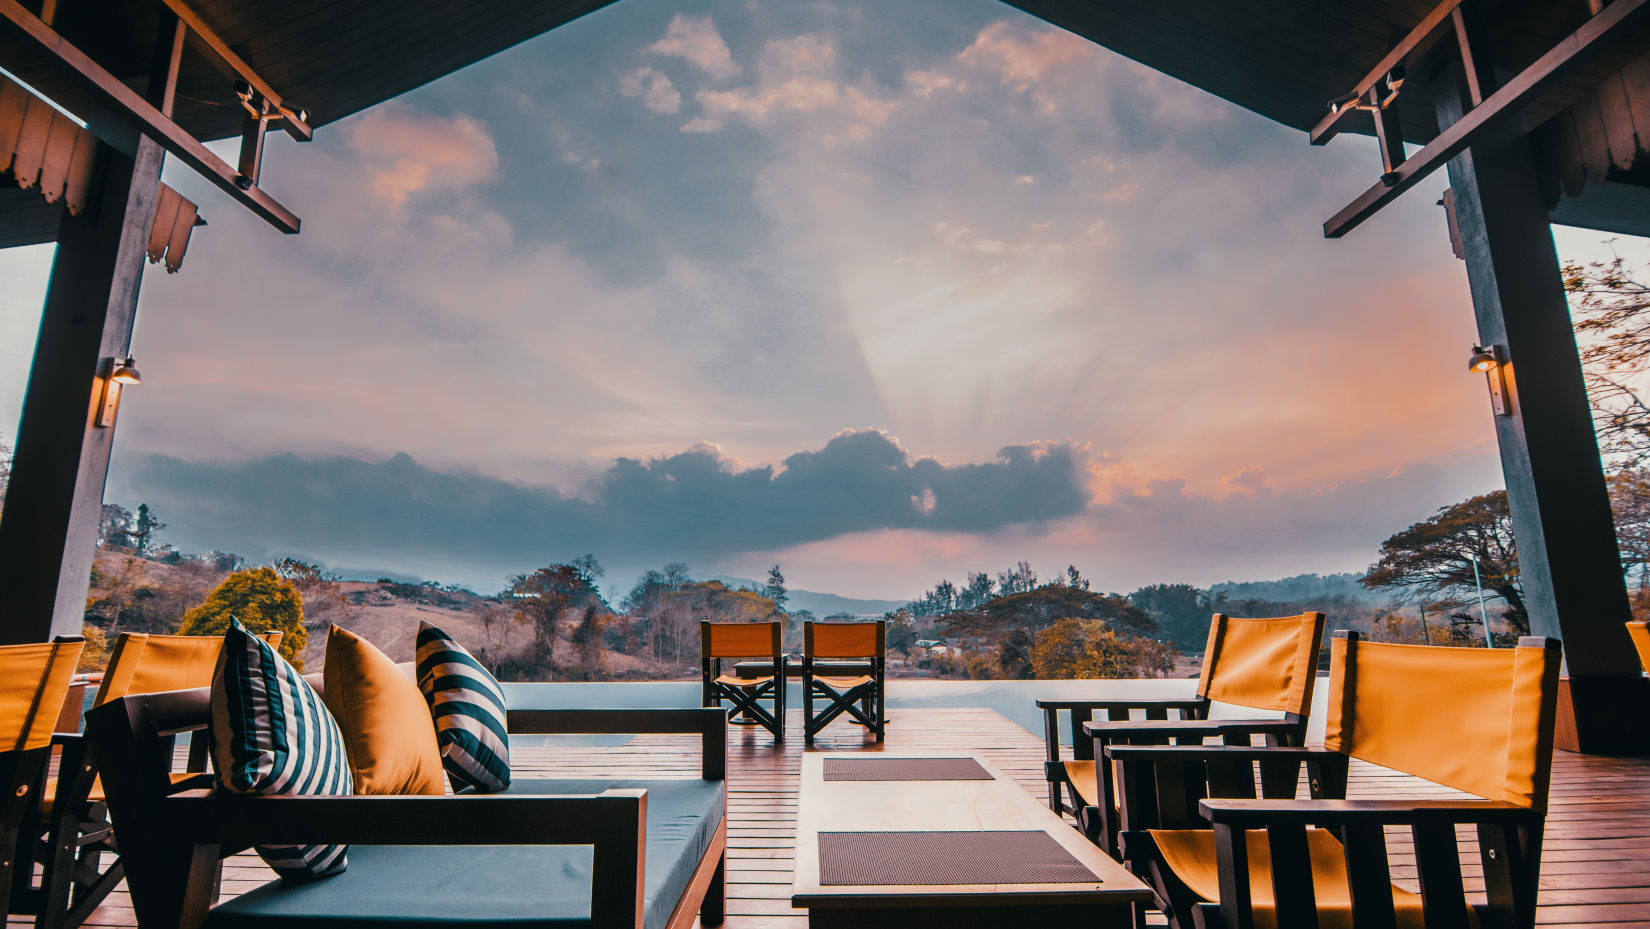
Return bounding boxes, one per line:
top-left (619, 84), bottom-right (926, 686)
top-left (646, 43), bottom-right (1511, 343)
top-left (345, 106), bottom-right (498, 209)
top-left (957, 20), bottom-right (1097, 112)
top-left (645, 14), bottom-right (740, 80)
top-left (680, 33), bottom-right (896, 141)
top-left (618, 66), bottom-right (682, 114)
top-left (115, 430), bottom-right (1091, 589)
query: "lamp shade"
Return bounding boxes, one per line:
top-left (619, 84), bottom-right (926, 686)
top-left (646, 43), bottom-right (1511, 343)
top-left (1468, 345), bottom-right (1497, 373)
top-left (110, 358), bottom-right (142, 384)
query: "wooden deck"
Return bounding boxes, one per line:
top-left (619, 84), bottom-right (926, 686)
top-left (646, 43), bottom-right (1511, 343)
top-left (17, 705), bottom-right (1650, 928)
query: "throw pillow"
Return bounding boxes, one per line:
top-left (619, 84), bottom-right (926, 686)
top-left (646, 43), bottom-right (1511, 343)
top-left (322, 625), bottom-right (446, 795)
top-left (211, 618), bottom-right (353, 879)
top-left (414, 621), bottom-right (510, 792)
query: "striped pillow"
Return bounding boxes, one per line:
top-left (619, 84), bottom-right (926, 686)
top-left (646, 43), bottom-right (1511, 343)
top-left (415, 621), bottom-right (510, 792)
top-left (211, 618), bottom-right (353, 879)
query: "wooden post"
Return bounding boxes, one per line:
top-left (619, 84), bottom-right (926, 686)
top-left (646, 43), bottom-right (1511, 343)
top-left (0, 135), bottom-right (164, 645)
top-left (1435, 62), bottom-right (1650, 753)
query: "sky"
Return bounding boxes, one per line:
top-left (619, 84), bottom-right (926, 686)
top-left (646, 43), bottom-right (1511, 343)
top-left (0, 0), bottom-right (1640, 600)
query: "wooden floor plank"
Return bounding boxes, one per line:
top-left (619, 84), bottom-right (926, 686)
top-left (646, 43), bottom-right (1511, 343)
top-left (9, 706), bottom-right (1649, 928)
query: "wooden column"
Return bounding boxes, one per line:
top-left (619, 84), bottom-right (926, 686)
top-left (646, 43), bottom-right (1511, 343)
top-left (1436, 66), bottom-right (1650, 753)
top-left (0, 134), bottom-right (163, 645)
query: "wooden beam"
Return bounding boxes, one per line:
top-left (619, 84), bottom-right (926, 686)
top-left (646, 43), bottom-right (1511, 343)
top-left (1324, 0), bottom-right (1650, 238)
top-left (157, 0), bottom-right (312, 141)
top-left (0, 0), bottom-right (301, 233)
top-left (1310, 0), bottom-right (1464, 146)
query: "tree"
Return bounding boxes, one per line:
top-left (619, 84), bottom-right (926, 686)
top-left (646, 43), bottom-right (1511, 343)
top-left (99, 504), bottom-right (135, 549)
top-left (0, 433), bottom-right (10, 518)
top-left (1361, 491), bottom-right (1527, 638)
top-left (273, 558), bottom-right (355, 631)
top-left (1030, 618), bottom-right (1177, 680)
top-left (942, 585), bottom-right (1158, 641)
top-left (131, 503), bottom-right (165, 555)
top-left (1064, 565), bottom-right (1088, 590)
top-left (1609, 468), bottom-right (1650, 591)
top-left (1564, 256), bottom-right (1650, 464)
top-left (764, 565), bottom-right (789, 613)
top-left (177, 567), bottom-right (309, 667)
top-left (1129, 583), bottom-right (1212, 649)
top-left (508, 563), bottom-right (608, 675)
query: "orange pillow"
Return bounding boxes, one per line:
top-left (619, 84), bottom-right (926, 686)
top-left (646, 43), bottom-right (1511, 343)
top-left (323, 625), bottom-right (445, 795)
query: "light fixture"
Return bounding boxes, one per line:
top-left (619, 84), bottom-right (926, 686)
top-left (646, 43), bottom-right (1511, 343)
top-left (1467, 345), bottom-right (1497, 373)
top-left (95, 356), bottom-right (140, 428)
top-left (110, 357), bottom-right (141, 384)
top-left (1468, 344), bottom-right (1511, 416)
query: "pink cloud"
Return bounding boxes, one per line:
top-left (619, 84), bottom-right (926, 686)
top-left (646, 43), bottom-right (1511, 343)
top-left (957, 20), bottom-right (1097, 103)
top-left (345, 106), bottom-right (498, 210)
top-left (646, 14), bottom-right (740, 80)
top-left (619, 66), bottom-right (682, 114)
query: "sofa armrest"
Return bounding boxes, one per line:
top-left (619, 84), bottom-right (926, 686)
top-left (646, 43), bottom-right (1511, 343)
top-left (165, 787), bottom-right (648, 846)
top-left (506, 708), bottom-right (728, 779)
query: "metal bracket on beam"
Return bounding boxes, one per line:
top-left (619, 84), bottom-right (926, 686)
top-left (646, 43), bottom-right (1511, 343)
top-left (0, 0), bottom-right (303, 233)
top-left (1322, 0), bottom-right (1650, 238)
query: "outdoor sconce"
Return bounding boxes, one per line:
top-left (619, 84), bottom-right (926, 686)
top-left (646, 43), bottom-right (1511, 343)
top-left (96, 356), bottom-right (141, 428)
top-left (1468, 344), bottom-right (1511, 416)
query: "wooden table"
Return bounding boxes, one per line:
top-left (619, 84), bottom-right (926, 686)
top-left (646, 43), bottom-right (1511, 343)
top-left (791, 752), bottom-right (1153, 929)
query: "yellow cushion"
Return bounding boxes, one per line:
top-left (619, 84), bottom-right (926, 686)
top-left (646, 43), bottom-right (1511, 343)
top-left (323, 625), bottom-right (445, 796)
top-left (714, 673), bottom-right (773, 687)
top-left (1150, 827), bottom-right (1466, 929)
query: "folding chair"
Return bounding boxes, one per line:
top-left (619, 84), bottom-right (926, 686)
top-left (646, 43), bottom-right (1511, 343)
top-left (702, 621), bottom-right (786, 741)
top-left (32, 631), bottom-right (276, 929)
top-left (1629, 620), bottom-right (1650, 672)
top-left (802, 620), bottom-right (885, 744)
top-left (1039, 611), bottom-right (1325, 854)
top-left (1109, 631), bottom-right (1560, 929)
top-left (0, 637), bottom-right (83, 927)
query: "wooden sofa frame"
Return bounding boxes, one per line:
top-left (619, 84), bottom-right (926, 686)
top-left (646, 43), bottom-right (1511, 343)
top-left (87, 688), bottom-right (729, 929)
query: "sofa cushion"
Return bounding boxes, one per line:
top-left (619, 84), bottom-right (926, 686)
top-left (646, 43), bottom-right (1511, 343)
top-left (415, 622), bottom-right (510, 791)
top-left (323, 625), bottom-right (445, 795)
top-left (211, 619), bottom-right (353, 879)
top-left (203, 778), bottom-right (725, 929)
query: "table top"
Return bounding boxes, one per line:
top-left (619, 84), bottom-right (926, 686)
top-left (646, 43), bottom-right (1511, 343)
top-left (790, 752), bottom-right (1153, 909)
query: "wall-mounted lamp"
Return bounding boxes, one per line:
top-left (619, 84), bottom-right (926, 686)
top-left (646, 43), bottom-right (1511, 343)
top-left (96, 356), bottom-right (141, 427)
top-left (1468, 344), bottom-right (1511, 416)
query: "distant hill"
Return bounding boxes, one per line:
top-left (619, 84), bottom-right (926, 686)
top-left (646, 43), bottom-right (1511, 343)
top-left (1208, 572), bottom-right (1384, 605)
top-left (707, 577), bottom-right (906, 617)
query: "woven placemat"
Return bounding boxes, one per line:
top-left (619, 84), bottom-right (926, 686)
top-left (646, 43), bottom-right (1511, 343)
top-left (819, 830), bottom-right (1098, 886)
top-left (822, 757), bottom-right (991, 781)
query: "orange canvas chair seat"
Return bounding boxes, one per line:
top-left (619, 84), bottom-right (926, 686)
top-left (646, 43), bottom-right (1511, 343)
top-left (1148, 828), bottom-right (1454, 929)
top-left (701, 621), bottom-right (786, 741)
top-left (1629, 620), bottom-right (1650, 673)
top-left (36, 630), bottom-right (277, 929)
top-left (1038, 611), bottom-right (1325, 853)
top-left (1112, 632), bottom-right (1559, 929)
top-left (0, 636), bottom-right (84, 926)
top-left (802, 621), bottom-right (885, 744)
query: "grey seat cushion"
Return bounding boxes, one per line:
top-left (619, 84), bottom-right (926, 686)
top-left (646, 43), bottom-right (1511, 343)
top-left (205, 778), bottom-right (724, 929)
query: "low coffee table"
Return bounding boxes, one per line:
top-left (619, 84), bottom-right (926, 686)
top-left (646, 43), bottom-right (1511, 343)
top-left (791, 752), bottom-right (1152, 928)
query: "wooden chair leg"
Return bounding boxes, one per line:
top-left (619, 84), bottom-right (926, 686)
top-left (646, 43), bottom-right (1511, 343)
top-left (702, 851), bottom-right (726, 926)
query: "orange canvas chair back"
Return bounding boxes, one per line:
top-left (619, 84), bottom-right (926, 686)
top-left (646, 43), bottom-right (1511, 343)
top-left (806, 621), bottom-right (882, 659)
top-left (1195, 611), bottom-right (1325, 716)
top-left (1324, 635), bottom-right (1561, 810)
top-left (702, 621), bottom-right (781, 659)
top-left (1629, 621), bottom-right (1650, 673)
top-left (0, 638), bottom-right (84, 752)
top-left (94, 630), bottom-right (282, 706)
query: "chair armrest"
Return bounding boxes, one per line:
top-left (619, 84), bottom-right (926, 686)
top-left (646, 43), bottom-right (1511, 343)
top-left (1105, 744), bottom-right (1335, 763)
top-left (1084, 718), bottom-right (1298, 740)
top-left (1035, 697), bottom-right (1206, 712)
top-left (52, 731), bottom-right (84, 746)
top-left (1200, 797), bottom-right (1534, 827)
top-left (164, 788), bottom-right (648, 846)
top-left (506, 708), bottom-right (728, 779)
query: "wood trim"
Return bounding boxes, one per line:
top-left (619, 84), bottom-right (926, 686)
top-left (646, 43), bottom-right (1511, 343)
top-left (0, 0), bottom-right (301, 233)
top-left (1324, 0), bottom-right (1650, 237)
top-left (663, 818), bottom-right (727, 929)
top-left (156, 0), bottom-right (313, 141)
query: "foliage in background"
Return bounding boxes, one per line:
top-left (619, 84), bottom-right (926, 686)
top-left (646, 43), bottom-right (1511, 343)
top-left (78, 623), bottom-right (109, 671)
top-left (1360, 490), bottom-right (1527, 640)
top-left (1566, 256), bottom-right (1650, 465)
top-left (177, 567), bottom-right (309, 667)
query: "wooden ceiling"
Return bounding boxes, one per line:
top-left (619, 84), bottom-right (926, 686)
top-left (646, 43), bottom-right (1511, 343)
top-left (4, 0), bottom-right (1648, 250)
